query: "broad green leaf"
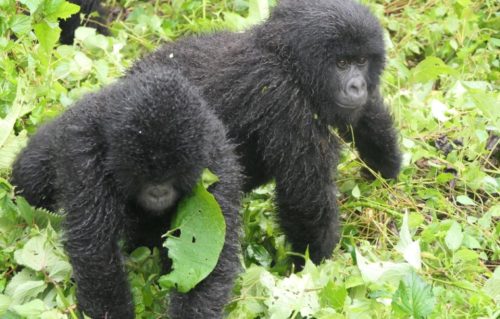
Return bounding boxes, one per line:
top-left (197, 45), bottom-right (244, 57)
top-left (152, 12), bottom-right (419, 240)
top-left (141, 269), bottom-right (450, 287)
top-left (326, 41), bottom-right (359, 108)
top-left (265, 273), bottom-right (320, 319)
top-left (14, 236), bottom-right (60, 272)
top-left (45, 0), bottom-right (80, 20)
top-left (456, 195), bottom-right (476, 206)
top-left (159, 179), bottom-right (225, 293)
top-left (0, 131), bottom-right (28, 169)
top-left (34, 21), bottom-right (60, 53)
top-left (0, 294), bottom-right (11, 314)
top-left (0, 80), bottom-right (25, 152)
top-left (396, 212), bottom-right (421, 270)
top-left (483, 267), bottom-right (500, 302)
top-left (410, 57), bottom-right (458, 83)
top-left (356, 250), bottom-right (412, 285)
top-left (351, 185), bottom-right (361, 199)
top-left (5, 269), bottom-right (47, 304)
top-left (11, 299), bottom-right (46, 317)
top-left (320, 281), bottom-right (347, 311)
top-left (392, 271), bottom-right (435, 318)
top-left (10, 15), bottom-right (31, 35)
top-left (445, 221), bottom-right (463, 251)
top-left (129, 247), bottom-right (151, 263)
top-left (19, 0), bottom-right (43, 14)
top-left (202, 169), bottom-right (219, 188)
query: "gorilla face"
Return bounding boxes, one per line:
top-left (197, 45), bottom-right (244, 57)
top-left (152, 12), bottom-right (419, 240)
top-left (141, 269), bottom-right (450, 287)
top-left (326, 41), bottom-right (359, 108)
top-left (331, 56), bottom-right (369, 109)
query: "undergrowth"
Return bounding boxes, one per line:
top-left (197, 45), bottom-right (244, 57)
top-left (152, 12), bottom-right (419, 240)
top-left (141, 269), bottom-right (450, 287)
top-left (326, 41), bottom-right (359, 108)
top-left (0, 0), bottom-right (498, 318)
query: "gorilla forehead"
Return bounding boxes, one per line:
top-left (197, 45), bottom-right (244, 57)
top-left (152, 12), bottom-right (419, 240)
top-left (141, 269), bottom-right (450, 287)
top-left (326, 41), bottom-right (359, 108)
top-left (102, 70), bottom-right (211, 177)
top-left (258, 0), bottom-right (385, 57)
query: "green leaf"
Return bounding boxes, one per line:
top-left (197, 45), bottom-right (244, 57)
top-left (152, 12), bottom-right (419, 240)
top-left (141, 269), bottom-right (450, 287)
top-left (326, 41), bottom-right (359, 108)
top-left (445, 221), bottom-right (463, 251)
top-left (320, 281), bottom-right (347, 311)
top-left (159, 179), bottom-right (225, 293)
top-left (410, 57), bottom-right (458, 83)
top-left (395, 212), bottom-right (421, 270)
top-left (19, 0), bottom-right (43, 14)
top-left (202, 168), bottom-right (220, 188)
top-left (10, 15), bottom-right (32, 35)
top-left (456, 195), bottom-right (476, 206)
top-left (129, 247), bottom-right (151, 263)
top-left (11, 299), bottom-right (46, 317)
top-left (0, 131), bottom-right (28, 170)
top-left (34, 21), bottom-right (60, 53)
top-left (0, 294), bottom-right (11, 315)
top-left (265, 273), bottom-right (320, 318)
top-left (351, 185), bottom-right (361, 199)
top-left (356, 249), bottom-right (412, 285)
top-left (45, 0), bottom-right (80, 20)
top-left (5, 269), bottom-right (47, 304)
top-left (0, 79), bottom-right (25, 154)
top-left (13, 230), bottom-right (69, 282)
top-left (483, 267), bottom-right (500, 303)
top-left (392, 271), bottom-right (435, 318)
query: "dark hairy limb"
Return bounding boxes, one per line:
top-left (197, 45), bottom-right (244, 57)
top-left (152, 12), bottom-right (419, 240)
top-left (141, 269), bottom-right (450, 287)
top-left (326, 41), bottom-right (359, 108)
top-left (169, 127), bottom-right (242, 319)
top-left (349, 96), bottom-right (402, 180)
top-left (257, 112), bottom-right (341, 265)
top-left (59, 126), bottom-right (134, 319)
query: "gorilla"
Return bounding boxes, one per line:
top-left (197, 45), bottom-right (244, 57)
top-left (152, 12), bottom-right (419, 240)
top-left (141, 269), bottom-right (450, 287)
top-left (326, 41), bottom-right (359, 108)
top-left (131, 0), bottom-right (402, 265)
top-left (59, 0), bottom-right (109, 44)
top-left (11, 69), bottom-right (241, 319)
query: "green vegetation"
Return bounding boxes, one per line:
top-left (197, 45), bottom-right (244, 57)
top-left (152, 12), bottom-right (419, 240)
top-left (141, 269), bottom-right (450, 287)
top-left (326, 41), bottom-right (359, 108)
top-left (0, 0), bottom-right (498, 318)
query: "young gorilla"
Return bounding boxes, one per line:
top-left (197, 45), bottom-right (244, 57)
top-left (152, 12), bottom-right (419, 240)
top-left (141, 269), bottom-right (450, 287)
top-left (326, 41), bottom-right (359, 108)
top-left (11, 69), bottom-right (241, 319)
top-left (131, 0), bottom-right (402, 265)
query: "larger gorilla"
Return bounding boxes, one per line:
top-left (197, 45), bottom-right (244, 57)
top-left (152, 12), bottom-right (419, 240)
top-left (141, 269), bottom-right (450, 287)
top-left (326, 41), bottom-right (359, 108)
top-left (132, 0), bottom-right (402, 264)
top-left (11, 69), bottom-right (241, 319)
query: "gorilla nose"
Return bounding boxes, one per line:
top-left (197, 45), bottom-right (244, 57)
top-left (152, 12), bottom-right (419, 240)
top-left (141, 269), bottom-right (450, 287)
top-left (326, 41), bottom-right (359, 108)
top-left (148, 185), bottom-right (167, 198)
top-left (346, 77), bottom-right (367, 99)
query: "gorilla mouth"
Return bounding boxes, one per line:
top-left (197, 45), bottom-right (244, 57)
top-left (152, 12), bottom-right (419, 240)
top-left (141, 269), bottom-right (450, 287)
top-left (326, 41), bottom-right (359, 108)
top-left (336, 102), bottom-right (362, 109)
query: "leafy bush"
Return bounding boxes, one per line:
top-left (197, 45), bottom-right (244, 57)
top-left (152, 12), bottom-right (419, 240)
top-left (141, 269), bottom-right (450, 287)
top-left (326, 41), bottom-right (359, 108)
top-left (0, 0), bottom-right (498, 318)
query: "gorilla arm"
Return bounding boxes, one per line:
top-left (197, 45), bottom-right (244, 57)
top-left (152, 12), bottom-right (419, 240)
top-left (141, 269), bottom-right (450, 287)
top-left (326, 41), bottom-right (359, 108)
top-left (348, 92), bottom-right (402, 179)
top-left (168, 120), bottom-right (242, 319)
top-left (258, 107), bottom-right (341, 265)
top-left (59, 123), bottom-right (134, 319)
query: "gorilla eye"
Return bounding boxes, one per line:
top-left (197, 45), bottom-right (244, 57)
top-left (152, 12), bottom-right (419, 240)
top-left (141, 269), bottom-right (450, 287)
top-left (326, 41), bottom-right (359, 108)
top-left (336, 59), bottom-right (349, 69)
top-left (356, 57), bottom-right (368, 65)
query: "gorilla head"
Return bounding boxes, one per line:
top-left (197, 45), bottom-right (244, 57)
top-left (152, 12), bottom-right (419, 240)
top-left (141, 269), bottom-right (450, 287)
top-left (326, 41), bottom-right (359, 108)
top-left (101, 73), bottom-right (211, 215)
top-left (256, 0), bottom-right (386, 124)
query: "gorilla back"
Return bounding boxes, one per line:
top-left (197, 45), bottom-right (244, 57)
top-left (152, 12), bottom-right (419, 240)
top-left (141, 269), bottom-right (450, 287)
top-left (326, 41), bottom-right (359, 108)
top-left (11, 69), bottom-right (241, 319)
top-left (132, 0), bottom-right (402, 265)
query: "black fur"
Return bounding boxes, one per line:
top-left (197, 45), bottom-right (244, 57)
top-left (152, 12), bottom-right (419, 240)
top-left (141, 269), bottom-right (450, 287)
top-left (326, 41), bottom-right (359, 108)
top-left (59, 0), bottom-right (109, 44)
top-left (131, 0), bottom-right (402, 265)
top-left (11, 69), bottom-right (241, 319)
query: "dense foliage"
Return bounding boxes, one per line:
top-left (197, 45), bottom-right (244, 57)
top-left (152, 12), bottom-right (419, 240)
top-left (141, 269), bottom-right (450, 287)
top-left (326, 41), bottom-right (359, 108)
top-left (0, 0), bottom-right (498, 318)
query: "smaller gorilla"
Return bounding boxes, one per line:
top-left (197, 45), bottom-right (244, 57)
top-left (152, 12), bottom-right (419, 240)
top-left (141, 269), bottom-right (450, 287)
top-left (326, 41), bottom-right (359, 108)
top-left (11, 69), bottom-right (241, 319)
top-left (59, 0), bottom-right (109, 44)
